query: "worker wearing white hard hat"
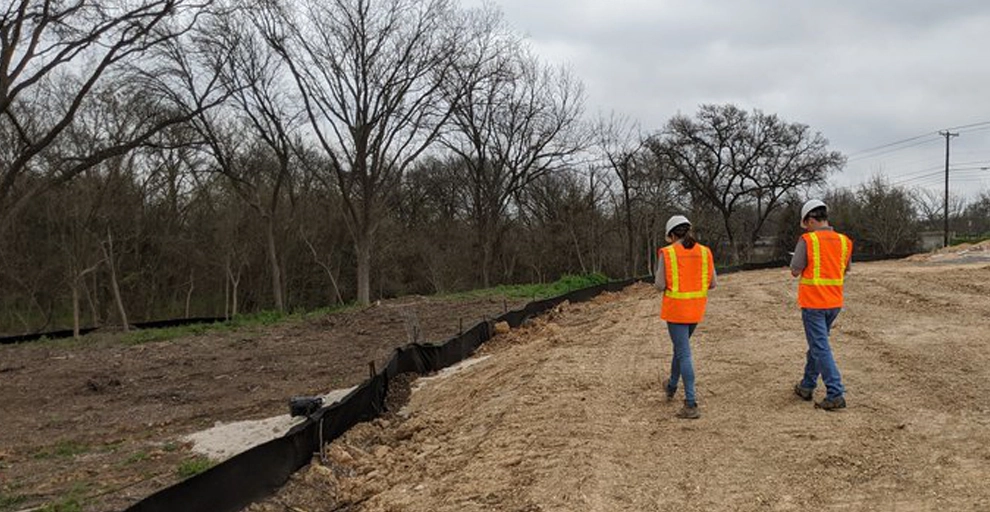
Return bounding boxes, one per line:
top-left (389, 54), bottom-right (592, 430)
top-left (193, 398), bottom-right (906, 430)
top-left (653, 215), bottom-right (717, 419)
top-left (665, 215), bottom-right (691, 238)
top-left (800, 199), bottom-right (827, 221)
top-left (789, 199), bottom-right (854, 411)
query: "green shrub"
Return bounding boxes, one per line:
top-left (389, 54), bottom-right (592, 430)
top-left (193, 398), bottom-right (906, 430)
top-left (36, 483), bottom-right (89, 512)
top-left (447, 272), bottom-right (611, 300)
top-left (176, 457), bottom-right (214, 479)
top-left (950, 234), bottom-right (990, 245)
top-left (0, 491), bottom-right (28, 511)
top-left (33, 440), bottom-right (90, 460)
top-left (39, 497), bottom-right (83, 512)
top-left (124, 451), bottom-right (150, 465)
top-left (107, 274), bottom-right (611, 346)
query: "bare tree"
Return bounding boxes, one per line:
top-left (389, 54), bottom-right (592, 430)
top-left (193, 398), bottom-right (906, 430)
top-left (517, 169), bottom-right (597, 278)
top-left (853, 176), bottom-right (919, 254)
top-left (594, 112), bottom-right (645, 276)
top-left (0, 0), bottom-right (222, 237)
top-left (259, 0), bottom-right (466, 305)
top-left (198, 8), bottom-right (302, 311)
top-left (961, 191), bottom-right (990, 235)
top-left (443, 42), bottom-right (586, 286)
top-left (647, 105), bottom-right (755, 262)
top-left (647, 104), bottom-right (841, 263)
top-left (629, 148), bottom-right (679, 274)
top-left (910, 187), bottom-right (965, 231)
top-left (740, 114), bottom-right (845, 250)
top-left (395, 155), bottom-right (470, 293)
top-left (50, 175), bottom-right (106, 337)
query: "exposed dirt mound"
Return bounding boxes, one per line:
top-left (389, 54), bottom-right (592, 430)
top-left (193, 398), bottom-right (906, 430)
top-left (0, 294), bottom-right (528, 511)
top-left (908, 239), bottom-right (990, 262)
top-left (254, 260), bottom-right (990, 511)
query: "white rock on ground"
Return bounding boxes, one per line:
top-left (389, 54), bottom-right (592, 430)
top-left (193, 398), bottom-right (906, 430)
top-left (186, 356), bottom-right (493, 460)
top-left (184, 385), bottom-right (357, 461)
top-left (412, 355), bottom-right (491, 391)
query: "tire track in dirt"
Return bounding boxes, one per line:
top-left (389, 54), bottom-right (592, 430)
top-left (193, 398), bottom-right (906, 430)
top-left (253, 262), bottom-right (990, 512)
top-left (843, 265), bottom-right (989, 407)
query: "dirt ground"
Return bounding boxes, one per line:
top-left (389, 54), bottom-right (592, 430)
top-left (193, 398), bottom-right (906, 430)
top-left (252, 258), bottom-right (990, 512)
top-left (0, 294), bottom-right (527, 512)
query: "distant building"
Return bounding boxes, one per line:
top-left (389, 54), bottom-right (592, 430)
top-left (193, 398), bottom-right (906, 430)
top-left (919, 231), bottom-right (950, 251)
top-left (714, 236), bottom-right (781, 263)
top-left (751, 235), bottom-right (779, 260)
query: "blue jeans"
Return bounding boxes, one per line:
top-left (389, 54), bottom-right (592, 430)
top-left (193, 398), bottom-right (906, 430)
top-left (666, 322), bottom-right (697, 406)
top-left (800, 308), bottom-right (844, 400)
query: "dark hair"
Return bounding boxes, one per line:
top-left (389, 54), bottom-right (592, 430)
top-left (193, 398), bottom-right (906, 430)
top-left (669, 223), bottom-right (697, 249)
top-left (805, 206), bottom-right (828, 222)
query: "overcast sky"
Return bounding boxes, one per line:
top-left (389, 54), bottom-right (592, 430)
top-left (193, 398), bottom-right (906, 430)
top-left (479, 0), bottom-right (990, 199)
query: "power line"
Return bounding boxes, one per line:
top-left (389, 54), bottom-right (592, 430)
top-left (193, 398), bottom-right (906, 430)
top-left (846, 131), bottom-right (937, 157)
top-left (845, 120), bottom-right (990, 163)
top-left (947, 120), bottom-right (990, 132)
top-left (847, 135), bottom-right (938, 162)
top-left (891, 170), bottom-right (945, 186)
top-left (948, 159), bottom-right (990, 167)
top-left (889, 164), bottom-right (945, 179)
top-left (893, 169), bottom-right (989, 187)
top-left (957, 126), bottom-right (990, 136)
top-left (885, 163), bottom-right (988, 185)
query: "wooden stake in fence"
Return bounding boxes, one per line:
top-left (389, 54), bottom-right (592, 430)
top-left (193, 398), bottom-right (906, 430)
top-left (318, 417), bottom-right (328, 464)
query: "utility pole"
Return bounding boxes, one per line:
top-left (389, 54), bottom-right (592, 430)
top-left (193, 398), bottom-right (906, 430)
top-left (939, 130), bottom-right (959, 248)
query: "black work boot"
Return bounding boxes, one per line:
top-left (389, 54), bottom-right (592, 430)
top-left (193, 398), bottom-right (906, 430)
top-left (794, 384), bottom-right (813, 401)
top-left (815, 396), bottom-right (847, 411)
top-left (676, 400), bottom-right (700, 419)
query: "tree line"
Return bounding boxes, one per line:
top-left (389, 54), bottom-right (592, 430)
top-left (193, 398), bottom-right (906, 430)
top-left (2, 0), bottom-right (986, 336)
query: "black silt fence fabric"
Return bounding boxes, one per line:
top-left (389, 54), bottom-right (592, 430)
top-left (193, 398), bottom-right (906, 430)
top-left (126, 377), bottom-right (387, 512)
top-left (0, 327), bottom-right (100, 345)
top-left (124, 427), bottom-right (313, 512)
top-left (852, 253), bottom-right (914, 262)
top-left (3, 256), bottom-right (912, 345)
top-left (718, 260), bottom-right (789, 275)
top-left (115, 264), bottom-right (900, 512)
top-left (712, 252), bottom-right (913, 278)
top-left (0, 317), bottom-right (226, 345)
top-left (122, 280), bottom-right (637, 512)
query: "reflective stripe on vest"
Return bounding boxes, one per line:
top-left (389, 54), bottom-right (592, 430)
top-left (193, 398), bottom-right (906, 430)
top-left (664, 245), bottom-right (710, 300)
top-left (799, 232), bottom-right (848, 286)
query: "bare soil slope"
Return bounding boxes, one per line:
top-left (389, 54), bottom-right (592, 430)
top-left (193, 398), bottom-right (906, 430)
top-left (0, 295), bottom-right (525, 512)
top-left (255, 260), bottom-right (990, 512)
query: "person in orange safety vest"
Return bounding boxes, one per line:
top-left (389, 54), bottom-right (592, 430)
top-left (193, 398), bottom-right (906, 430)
top-left (790, 199), bottom-right (853, 411)
top-left (654, 215), bottom-right (716, 419)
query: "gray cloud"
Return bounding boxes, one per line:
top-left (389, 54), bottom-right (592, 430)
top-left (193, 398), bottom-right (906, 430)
top-left (478, 0), bottom-right (990, 195)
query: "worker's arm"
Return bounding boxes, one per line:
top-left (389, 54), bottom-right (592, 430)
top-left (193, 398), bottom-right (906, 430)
top-left (844, 236), bottom-right (853, 274)
top-left (708, 248), bottom-right (717, 289)
top-left (653, 256), bottom-right (666, 291)
top-left (789, 238), bottom-right (807, 277)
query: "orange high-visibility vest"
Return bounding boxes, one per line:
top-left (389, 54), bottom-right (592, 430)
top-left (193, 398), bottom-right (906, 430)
top-left (660, 243), bottom-right (714, 324)
top-left (798, 230), bottom-right (852, 309)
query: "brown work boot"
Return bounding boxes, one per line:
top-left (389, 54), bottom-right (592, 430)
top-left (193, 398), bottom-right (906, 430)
top-left (675, 401), bottom-right (700, 419)
top-left (794, 384), bottom-right (813, 401)
top-left (662, 378), bottom-right (676, 402)
top-left (815, 396), bottom-right (847, 411)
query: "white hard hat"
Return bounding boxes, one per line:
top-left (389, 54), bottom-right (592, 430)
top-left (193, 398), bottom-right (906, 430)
top-left (665, 215), bottom-right (691, 236)
top-left (801, 199), bottom-right (827, 220)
